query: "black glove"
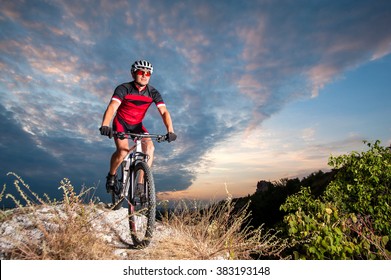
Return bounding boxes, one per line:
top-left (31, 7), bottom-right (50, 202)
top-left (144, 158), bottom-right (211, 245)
top-left (99, 126), bottom-right (113, 138)
top-left (166, 132), bottom-right (177, 143)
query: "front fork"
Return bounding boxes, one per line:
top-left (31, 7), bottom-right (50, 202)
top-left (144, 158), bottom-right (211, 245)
top-left (121, 152), bottom-right (148, 202)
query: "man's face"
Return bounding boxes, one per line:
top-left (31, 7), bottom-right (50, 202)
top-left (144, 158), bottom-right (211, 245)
top-left (133, 68), bottom-right (151, 86)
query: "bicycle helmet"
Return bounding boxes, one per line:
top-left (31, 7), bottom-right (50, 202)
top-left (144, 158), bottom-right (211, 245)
top-left (131, 59), bottom-right (154, 74)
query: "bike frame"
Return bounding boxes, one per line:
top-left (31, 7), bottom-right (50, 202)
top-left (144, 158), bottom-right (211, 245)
top-left (109, 131), bottom-right (168, 247)
top-left (113, 132), bottom-right (166, 207)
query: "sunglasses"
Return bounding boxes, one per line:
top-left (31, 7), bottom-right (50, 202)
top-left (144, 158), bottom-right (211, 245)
top-left (135, 70), bottom-right (151, 77)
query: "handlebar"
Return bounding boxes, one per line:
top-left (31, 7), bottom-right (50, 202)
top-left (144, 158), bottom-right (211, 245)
top-left (113, 131), bottom-right (168, 143)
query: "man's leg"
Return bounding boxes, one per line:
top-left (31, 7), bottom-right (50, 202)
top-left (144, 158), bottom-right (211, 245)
top-left (135, 139), bottom-right (154, 186)
top-left (110, 137), bottom-right (130, 174)
top-left (106, 138), bottom-right (129, 192)
top-left (142, 138), bottom-right (155, 167)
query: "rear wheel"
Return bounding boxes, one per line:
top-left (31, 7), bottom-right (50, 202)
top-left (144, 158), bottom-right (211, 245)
top-left (128, 161), bottom-right (156, 247)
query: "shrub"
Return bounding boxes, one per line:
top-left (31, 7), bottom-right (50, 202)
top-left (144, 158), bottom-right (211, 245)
top-left (280, 141), bottom-right (391, 259)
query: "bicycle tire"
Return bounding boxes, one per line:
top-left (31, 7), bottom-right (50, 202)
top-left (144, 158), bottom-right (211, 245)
top-left (128, 161), bottom-right (156, 247)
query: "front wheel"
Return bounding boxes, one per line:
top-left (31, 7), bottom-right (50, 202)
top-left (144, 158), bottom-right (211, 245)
top-left (128, 161), bottom-right (156, 247)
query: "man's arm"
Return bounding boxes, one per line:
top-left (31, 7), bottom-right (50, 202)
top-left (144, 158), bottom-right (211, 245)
top-left (101, 100), bottom-right (120, 127)
top-left (157, 105), bottom-right (174, 133)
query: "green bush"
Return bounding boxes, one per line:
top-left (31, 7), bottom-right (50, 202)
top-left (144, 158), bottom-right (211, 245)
top-left (280, 141), bottom-right (391, 259)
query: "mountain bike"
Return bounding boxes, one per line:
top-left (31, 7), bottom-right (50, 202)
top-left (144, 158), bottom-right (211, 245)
top-left (109, 131), bottom-right (168, 247)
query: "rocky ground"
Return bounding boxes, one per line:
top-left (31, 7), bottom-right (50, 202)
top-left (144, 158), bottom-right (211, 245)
top-left (0, 203), bottom-right (173, 260)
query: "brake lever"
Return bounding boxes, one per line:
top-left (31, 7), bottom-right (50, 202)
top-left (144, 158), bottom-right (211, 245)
top-left (156, 135), bottom-right (166, 143)
top-left (116, 132), bottom-right (126, 140)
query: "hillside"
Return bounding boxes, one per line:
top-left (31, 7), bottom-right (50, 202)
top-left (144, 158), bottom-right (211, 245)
top-left (0, 182), bottom-right (287, 260)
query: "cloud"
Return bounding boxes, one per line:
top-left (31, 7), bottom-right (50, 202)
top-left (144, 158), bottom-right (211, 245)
top-left (301, 127), bottom-right (316, 142)
top-left (1, 0), bottom-right (391, 201)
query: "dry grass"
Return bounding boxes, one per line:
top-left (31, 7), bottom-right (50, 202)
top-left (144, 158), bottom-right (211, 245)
top-left (154, 196), bottom-right (289, 260)
top-left (1, 173), bottom-right (289, 260)
top-left (1, 173), bottom-right (118, 260)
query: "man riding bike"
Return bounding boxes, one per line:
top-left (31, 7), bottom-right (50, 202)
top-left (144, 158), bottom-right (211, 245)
top-left (100, 59), bottom-right (176, 193)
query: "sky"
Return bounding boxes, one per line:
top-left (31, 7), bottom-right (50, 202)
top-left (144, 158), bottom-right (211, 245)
top-left (1, 0), bottom-right (391, 207)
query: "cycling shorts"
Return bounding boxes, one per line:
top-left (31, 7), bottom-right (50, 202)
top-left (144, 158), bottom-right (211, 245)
top-left (113, 115), bottom-right (148, 137)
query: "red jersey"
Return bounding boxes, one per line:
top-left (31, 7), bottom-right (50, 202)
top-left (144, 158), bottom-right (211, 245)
top-left (112, 82), bottom-right (165, 125)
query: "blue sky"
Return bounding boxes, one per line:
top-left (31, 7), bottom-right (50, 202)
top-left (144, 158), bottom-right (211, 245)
top-left (1, 0), bottom-right (390, 206)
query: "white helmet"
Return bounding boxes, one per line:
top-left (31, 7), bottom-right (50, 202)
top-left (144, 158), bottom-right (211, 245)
top-left (131, 59), bottom-right (153, 74)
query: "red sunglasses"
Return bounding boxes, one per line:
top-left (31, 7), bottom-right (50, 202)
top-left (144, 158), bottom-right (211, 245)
top-left (135, 70), bottom-right (151, 77)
